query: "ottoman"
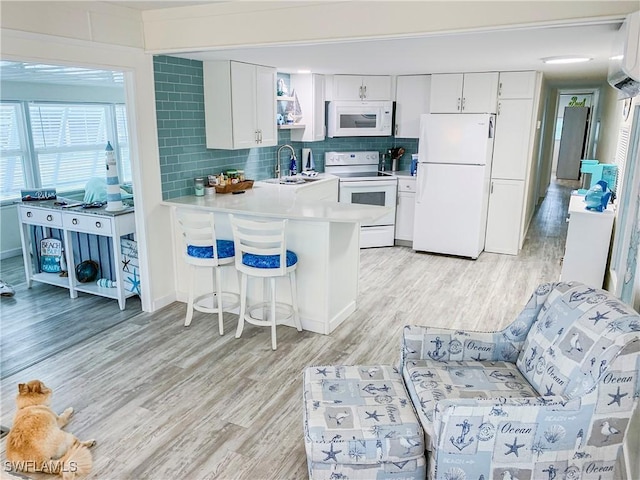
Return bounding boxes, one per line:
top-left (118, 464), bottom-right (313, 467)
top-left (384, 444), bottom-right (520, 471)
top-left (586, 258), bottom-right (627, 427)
top-left (303, 365), bottom-right (426, 479)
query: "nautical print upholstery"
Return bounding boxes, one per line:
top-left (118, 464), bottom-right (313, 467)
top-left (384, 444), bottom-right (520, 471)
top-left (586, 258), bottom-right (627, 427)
top-left (303, 365), bottom-right (427, 479)
top-left (399, 281), bottom-right (640, 480)
top-left (186, 240), bottom-right (235, 259)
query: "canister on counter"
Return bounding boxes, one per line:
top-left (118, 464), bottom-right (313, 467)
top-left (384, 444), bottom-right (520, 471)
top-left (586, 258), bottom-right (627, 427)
top-left (194, 177), bottom-right (205, 196)
top-left (238, 170), bottom-right (245, 182)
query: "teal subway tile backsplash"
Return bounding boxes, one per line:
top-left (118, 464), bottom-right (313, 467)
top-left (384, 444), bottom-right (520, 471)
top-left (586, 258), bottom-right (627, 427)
top-left (154, 55), bottom-right (418, 199)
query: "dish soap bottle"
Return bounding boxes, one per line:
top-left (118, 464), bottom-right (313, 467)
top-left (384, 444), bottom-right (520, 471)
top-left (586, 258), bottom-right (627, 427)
top-left (289, 156), bottom-right (297, 176)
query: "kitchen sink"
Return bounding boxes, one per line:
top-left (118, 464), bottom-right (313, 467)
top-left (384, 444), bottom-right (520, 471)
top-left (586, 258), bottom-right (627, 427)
top-left (262, 177), bottom-right (308, 185)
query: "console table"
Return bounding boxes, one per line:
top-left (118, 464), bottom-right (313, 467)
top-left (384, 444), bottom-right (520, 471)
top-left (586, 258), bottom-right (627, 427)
top-left (18, 200), bottom-right (137, 310)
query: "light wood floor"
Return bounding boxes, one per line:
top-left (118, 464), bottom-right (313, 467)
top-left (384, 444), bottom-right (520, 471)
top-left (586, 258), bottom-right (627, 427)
top-left (0, 181), bottom-right (575, 479)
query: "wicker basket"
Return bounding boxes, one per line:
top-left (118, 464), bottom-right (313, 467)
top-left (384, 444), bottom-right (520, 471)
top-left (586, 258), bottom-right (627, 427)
top-left (214, 180), bottom-right (254, 194)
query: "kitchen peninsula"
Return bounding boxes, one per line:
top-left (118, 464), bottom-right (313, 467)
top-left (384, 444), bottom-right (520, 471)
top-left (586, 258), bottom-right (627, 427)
top-left (163, 178), bottom-right (390, 335)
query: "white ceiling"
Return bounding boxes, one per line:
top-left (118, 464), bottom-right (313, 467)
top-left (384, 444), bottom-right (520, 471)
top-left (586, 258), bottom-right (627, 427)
top-left (177, 21), bottom-right (624, 83)
top-left (103, 1), bottom-right (627, 83)
top-left (2, 2), bottom-right (628, 86)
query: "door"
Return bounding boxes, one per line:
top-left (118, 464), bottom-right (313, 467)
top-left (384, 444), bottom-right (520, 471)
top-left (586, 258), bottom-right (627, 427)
top-left (413, 163), bottom-right (487, 258)
top-left (231, 61), bottom-right (258, 149)
top-left (334, 75), bottom-right (365, 100)
top-left (311, 74), bottom-right (325, 141)
top-left (395, 75), bottom-right (431, 138)
top-left (430, 73), bottom-right (464, 113)
top-left (361, 76), bottom-right (391, 100)
top-left (461, 72), bottom-right (499, 113)
top-left (420, 113), bottom-right (493, 165)
top-left (485, 179), bottom-right (524, 255)
top-left (338, 180), bottom-right (397, 226)
top-left (492, 99), bottom-right (534, 180)
top-left (498, 71), bottom-right (537, 99)
top-left (255, 65), bottom-right (277, 146)
top-left (556, 106), bottom-right (590, 180)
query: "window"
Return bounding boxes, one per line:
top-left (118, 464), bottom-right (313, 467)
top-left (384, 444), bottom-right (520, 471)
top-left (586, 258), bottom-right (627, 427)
top-left (0, 101), bottom-right (130, 202)
top-left (0, 102), bottom-right (28, 200)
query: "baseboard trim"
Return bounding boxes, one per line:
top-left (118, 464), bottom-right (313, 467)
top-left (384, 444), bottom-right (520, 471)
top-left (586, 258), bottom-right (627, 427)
top-left (1, 248), bottom-right (22, 260)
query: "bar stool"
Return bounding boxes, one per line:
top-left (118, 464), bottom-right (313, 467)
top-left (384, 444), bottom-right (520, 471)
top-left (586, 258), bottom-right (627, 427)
top-left (229, 214), bottom-right (302, 350)
top-left (176, 208), bottom-right (239, 335)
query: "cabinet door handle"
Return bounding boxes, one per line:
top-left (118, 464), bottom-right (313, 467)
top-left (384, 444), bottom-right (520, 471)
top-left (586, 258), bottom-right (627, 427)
top-left (95, 221), bottom-right (102, 228)
top-left (497, 102), bottom-right (501, 115)
top-left (498, 82), bottom-right (502, 97)
top-left (457, 97), bottom-right (461, 111)
top-left (358, 85), bottom-right (363, 99)
top-left (490, 182), bottom-right (494, 194)
top-left (46, 214), bottom-right (53, 221)
top-left (395, 124), bottom-right (398, 135)
top-left (27, 211), bottom-right (33, 218)
top-left (72, 218), bottom-right (78, 225)
top-left (363, 85), bottom-right (367, 98)
top-left (462, 97), bottom-right (466, 111)
top-left (259, 129), bottom-right (262, 143)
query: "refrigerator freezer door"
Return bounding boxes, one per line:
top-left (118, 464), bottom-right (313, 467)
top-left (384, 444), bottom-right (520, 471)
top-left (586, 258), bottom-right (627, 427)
top-left (413, 163), bottom-right (488, 258)
top-left (419, 113), bottom-right (494, 166)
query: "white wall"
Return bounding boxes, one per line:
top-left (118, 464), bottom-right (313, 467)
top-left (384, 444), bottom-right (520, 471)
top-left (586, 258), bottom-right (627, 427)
top-left (141, 1), bottom-right (638, 53)
top-left (1, 4), bottom-right (175, 312)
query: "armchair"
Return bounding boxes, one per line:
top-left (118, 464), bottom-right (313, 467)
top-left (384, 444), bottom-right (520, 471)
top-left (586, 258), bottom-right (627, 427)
top-left (399, 281), bottom-right (640, 480)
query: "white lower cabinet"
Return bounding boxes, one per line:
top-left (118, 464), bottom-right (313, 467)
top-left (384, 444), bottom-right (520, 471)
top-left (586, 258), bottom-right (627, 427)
top-left (484, 179), bottom-right (524, 255)
top-left (560, 194), bottom-right (615, 288)
top-left (395, 176), bottom-right (416, 244)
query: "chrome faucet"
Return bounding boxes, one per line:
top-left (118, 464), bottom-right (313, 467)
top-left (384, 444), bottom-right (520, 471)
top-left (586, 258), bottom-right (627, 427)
top-left (276, 144), bottom-right (297, 180)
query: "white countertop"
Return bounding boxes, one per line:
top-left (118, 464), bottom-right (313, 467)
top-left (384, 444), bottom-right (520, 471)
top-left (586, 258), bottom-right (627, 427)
top-left (163, 179), bottom-right (390, 223)
top-left (393, 171), bottom-right (416, 179)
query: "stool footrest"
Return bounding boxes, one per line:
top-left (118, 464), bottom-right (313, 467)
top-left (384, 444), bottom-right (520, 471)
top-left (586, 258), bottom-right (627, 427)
top-left (244, 301), bottom-right (295, 327)
top-left (193, 291), bottom-right (240, 314)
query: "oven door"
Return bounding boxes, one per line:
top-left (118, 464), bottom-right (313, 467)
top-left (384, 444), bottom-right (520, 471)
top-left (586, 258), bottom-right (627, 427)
top-left (338, 179), bottom-right (397, 226)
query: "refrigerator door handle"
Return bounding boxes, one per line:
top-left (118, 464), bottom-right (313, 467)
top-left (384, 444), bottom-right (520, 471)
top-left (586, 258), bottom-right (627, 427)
top-left (415, 169), bottom-right (422, 204)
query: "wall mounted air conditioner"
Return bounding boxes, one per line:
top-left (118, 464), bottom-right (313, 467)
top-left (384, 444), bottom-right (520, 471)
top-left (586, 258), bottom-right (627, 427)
top-left (608, 10), bottom-right (640, 98)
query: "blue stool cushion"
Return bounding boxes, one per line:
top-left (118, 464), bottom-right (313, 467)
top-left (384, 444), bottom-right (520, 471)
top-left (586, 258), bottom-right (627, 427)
top-left (187, 240), bottom-right (235, 259)
top-left (242, 250), bottom-right (297, 269)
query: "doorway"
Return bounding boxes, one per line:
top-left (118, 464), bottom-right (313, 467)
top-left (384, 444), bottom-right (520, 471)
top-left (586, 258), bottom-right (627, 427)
top-left (552, 92), bottom-right (595, 180)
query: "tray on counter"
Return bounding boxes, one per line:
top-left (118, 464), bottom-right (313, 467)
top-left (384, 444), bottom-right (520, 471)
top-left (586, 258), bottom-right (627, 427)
top-left (214, 180), bottom-right (254, 194)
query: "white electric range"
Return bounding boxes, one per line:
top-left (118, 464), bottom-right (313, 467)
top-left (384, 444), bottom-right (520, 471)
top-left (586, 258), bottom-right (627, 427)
top-left (324, 151), bottom-right (398, 248)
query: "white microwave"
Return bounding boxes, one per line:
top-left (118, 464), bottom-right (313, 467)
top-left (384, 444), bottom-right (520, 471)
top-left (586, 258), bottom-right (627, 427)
top-left (327, 101), bottom-right (393, 138)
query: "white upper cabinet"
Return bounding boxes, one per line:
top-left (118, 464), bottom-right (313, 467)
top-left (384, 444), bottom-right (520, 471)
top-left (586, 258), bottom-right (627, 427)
top-left (429, 74), bottom-right (464, 112)
top-left (290, 73), bottom-right (326, 142)
top-left (491, 98), bottom-right (535, 180)
top-left (430, 72), bottom-right (498, 113)
top-left (204, 60), bottom-right (276, 150)
top-left (498, 71), bottom-right (537, 99)
top-left (395, 75), bottom-right (431, 138)
top-left (333, 75), bottom-right (392, 101)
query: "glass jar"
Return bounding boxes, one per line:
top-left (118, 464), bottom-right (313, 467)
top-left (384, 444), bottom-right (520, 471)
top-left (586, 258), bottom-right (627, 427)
top-left (194, 177), bottom-right (205, 196)
top-left (237, 170), bottom-right (245, 182)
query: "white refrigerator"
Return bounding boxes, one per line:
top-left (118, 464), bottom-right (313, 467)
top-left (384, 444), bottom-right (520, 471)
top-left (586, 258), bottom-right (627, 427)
top-left (413, 113), bottom-right (495, 259)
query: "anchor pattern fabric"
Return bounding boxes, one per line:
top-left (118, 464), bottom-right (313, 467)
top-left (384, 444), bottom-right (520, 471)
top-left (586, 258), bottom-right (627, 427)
top-left (303, 365), bottom-right (426, 479)
top-left (399, 281), bottom-right (640, 480)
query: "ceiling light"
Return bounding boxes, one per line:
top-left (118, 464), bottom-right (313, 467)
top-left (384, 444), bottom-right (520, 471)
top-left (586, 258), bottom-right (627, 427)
top-left (541, 56), bottom-right (592, 64)
top-left (297, 69), bottom-right (311, 74)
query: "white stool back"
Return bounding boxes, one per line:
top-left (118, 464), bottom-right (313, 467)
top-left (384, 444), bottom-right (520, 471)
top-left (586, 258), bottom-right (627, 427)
top-left (229, 214), bottom-right (301, 350)
top-left (175, 208), bottom-right (237, 334)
